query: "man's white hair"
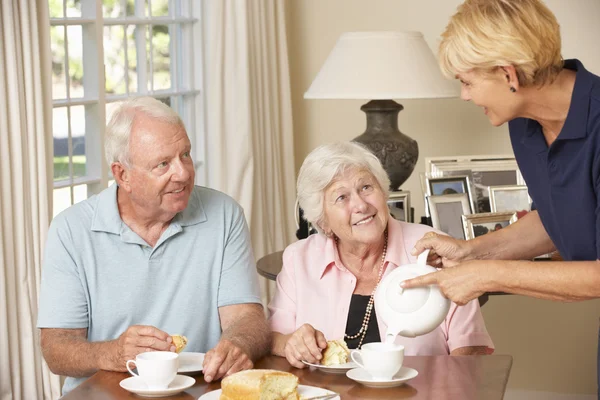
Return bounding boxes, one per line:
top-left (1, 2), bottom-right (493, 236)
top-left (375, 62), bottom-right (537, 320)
top-left (105, 97), bottom-right (184, 166)
top-left (297, 141), bottom-right (390, 233)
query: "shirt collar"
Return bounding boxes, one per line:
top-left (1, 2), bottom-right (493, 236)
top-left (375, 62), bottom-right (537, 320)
top-left (559, 59), bottom-right (593, 140)
top-left (520, 58), bottom-right (592, 150)
top-left (91, 184), bottom-right (207, 234)
top-left (316, 218), bottom-right (409, 279)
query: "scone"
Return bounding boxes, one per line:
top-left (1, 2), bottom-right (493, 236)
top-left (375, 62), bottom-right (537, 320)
top-left (321, 339), bottom-right (350, 366)
top-left (220, 369), bottom-right (299, 400)
top-left (171, 334), bottom-right (188, 353)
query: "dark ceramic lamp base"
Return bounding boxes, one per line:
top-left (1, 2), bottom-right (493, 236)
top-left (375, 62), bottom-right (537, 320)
top-left (352, 99), bottom-right (419, 191)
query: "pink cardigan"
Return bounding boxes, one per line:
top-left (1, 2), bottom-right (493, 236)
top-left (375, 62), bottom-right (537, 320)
top-left (268, 219), bottom-right (494, 355)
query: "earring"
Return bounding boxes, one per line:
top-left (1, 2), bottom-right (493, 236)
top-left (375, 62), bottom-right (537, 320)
top-left (510, 87), bottom-right (516, 93)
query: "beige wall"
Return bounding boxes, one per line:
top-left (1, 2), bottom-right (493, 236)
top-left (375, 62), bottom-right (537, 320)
top-left (287, 0), bottom-right (600, 395)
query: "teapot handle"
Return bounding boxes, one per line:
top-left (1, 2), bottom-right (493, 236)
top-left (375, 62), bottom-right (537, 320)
top-left (416, 249), bottom-right (430, 266)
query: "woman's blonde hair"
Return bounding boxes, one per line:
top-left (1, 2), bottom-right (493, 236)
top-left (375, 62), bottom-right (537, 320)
top-left (439, 0), bottom-right (563, 87)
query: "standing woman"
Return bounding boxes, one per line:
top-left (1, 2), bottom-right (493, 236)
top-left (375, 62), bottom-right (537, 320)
top-left (401, 0), bottom-right (600, 389)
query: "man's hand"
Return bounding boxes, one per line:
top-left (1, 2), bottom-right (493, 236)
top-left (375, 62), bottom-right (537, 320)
top-left (106, 325), bottom-right (175, 371)
top-left (202, 339), bottom-right (253, 382)
top-left (411, 231), bottom-right (471, 267)
top-left (282, 324), bottom-right (327, 369)
top-left (401, 260), bottom-right (492, 305)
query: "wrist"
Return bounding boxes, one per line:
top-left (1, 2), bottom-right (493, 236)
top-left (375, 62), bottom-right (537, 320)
top-left (271, 332), bottom-right (288, 357)
top-left (97, 340), bottom-right (119, 371)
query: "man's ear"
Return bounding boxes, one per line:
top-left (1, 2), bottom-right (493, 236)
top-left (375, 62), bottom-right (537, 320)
top-left (500, 65), bottom-right (520, 91)
top-left (111, 162), bottom-right (131, 191)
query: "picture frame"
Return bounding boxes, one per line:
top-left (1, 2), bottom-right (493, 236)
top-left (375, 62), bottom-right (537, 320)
top-left (462, 211), bottom-right (518, 240)
top-left (425, 155), bottom-right (525, 213)
top-left (425, 175), bottom-right (475, 215)
top-left (428, 193), bottom-right (472, 239)
top-left (387, 191), bottom-right (411, 222)
top-left (489, 185), bottom-right (531, 213)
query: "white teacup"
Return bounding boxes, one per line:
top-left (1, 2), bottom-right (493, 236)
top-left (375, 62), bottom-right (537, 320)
top-left (126, 351), bottom-right (179, 390)
top-left (350, 342), bottom-right (404, 381)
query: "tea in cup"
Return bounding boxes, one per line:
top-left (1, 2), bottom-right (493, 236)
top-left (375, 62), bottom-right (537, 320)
top-left (350, 342), bottom-right (404, 380)
top-left (126, 351), bottom-right (179, 390)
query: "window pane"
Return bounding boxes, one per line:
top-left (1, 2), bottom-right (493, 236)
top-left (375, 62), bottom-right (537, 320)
top-left (53, 187), bottom-right (72, 217)
top-left (51, 26), bottom-right (66, 100)
top-left (53, 107), bottom-right (69, 181)
top-left (49, 0), bottom-right (64, 18)
top-left (67, 25), bottom-right (84, 98)
top-left (66, 0), bottom-right (81, 17)
top-left (103, 0), bottom-right (125, 17)
top-left (71, 105), bottom-right (87, 179)
top-left (104, 26), bottom-right (127, 94)
top-left (73, 184), bottom-right (88, 204)
top-left (125, 0), bottom-right (135, 16)
top-left (152, 25), bottom-right (171, 90)
top-left (151, 0), bottom-right (169, 16)
top-left (126, 25), bottom-right (138, 93)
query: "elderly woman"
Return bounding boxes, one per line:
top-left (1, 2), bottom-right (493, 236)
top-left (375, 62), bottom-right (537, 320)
top-left (268, 142), bottom-right (493, 368)
top-left (399, 0), bottom-right (600, 388)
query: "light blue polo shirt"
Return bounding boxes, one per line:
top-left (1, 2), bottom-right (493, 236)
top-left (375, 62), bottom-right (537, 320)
top-left (37, 184), bottom-right (262, 394)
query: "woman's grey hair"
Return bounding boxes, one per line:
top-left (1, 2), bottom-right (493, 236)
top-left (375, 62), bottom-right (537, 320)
top-left (297, 141), bottom-right (390, 233)
top-left (105, 97), bottom-right (184, 166)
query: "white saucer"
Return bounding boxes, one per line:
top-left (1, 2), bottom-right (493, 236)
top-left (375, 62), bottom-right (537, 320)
top-left (198, 384), bottom-right (339, 399)
top-left (302, 359), bottom-right (358, 374)
top-left (178, 352), bottom-right (205, 373)
top-left (346, 366), bottom-right (418, 388)
top-left (119, 375), bottom-right (195, 397)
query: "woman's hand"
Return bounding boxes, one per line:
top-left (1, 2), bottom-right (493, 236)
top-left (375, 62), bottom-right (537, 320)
top-left (411, 231), bottom-right (472, 267)
top-left (401, 260), bottom-right (495, 305)
top-left (282, 324), bottom-right (327, 369)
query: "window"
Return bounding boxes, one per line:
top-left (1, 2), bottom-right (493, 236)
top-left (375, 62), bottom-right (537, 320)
top-left (49, 0), bottom-right (204, 217)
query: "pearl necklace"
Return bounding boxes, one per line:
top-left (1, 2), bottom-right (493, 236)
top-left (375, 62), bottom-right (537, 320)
top-left (342, 230), bottom-right (388, 349)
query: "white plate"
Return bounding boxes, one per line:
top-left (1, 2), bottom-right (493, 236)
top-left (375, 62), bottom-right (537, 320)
top-left (178, 352), bottom-right (205, 373)
top-left (198, 384), bottom-right (339, 399)
top-left (301, 359), bottom-right (358, 374)
top-left (346, 366), bottom-right (418, 388)
top-left (119, 374), bottom-right (195, 397)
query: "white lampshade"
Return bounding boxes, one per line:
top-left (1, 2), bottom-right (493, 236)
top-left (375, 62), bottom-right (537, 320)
top-left (304, 31), bottom-right (458, 100)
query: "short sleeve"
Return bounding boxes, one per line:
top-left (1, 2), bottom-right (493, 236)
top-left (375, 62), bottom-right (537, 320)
top-left (443, 300), bottom-right (494, 354)
top-left (267, 246), bottom-right (297, 334)
top-left (217, 205), bottom-right (262, 307)
top-left (37, 216), bottom-right (89, 329)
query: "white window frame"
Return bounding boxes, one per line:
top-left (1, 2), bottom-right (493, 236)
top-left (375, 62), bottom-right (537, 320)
top-left (49, 0), bottom-right (206, 215)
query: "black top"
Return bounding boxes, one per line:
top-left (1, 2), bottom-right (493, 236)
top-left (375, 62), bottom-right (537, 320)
top-left (345, 294), bottom-right (381, 349)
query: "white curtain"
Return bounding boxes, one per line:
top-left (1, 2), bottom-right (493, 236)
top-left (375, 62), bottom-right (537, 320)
top-left (202, 0), bottom-right (297, 305)
top-left (0, 1), bottom-right (61, 399)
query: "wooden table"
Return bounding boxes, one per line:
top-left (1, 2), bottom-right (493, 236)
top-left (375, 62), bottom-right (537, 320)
top-left (62, 355), bottom-right (513, 399)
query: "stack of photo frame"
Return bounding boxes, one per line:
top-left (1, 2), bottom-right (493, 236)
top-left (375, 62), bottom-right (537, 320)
top-left (387, 190), bottom-right (413, 223)
top-left (421, 155), bottom-right (532, 241)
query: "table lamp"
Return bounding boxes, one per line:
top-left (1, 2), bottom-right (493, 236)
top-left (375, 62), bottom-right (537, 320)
top-left (304, 31), bottom-right (458, 190)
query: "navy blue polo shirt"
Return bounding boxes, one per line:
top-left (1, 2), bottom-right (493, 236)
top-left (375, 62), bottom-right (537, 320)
top-left (509, 59), bottom-right (600, 261)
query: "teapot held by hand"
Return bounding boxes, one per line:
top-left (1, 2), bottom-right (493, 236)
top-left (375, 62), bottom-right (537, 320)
top-left (374, 250), bottom-right (450, 341)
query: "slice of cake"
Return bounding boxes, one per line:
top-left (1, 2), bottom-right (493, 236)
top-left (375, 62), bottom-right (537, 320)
top-left (219, 369), bottom-right (299, 400)
top-left (171, 334), bottom-right (188, 353)
top-left (321, 339), bottom-right (350, 366)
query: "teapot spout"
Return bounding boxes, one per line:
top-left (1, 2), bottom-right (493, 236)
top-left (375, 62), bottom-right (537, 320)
top-left (384, 332), bottom-right (397, 344)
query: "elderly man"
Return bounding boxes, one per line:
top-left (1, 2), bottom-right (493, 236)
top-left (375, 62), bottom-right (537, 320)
top-left (38, 97), bottom-right (270, 394)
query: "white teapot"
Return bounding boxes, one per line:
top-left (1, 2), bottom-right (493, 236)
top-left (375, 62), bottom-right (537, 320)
top-left (374, 250), bottom-right (450, 340)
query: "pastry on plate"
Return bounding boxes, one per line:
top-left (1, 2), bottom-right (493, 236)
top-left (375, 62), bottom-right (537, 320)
top-left (321, 339), bottom-right (350, 366)
top-left (220, 369), bottom-right (299, 400)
